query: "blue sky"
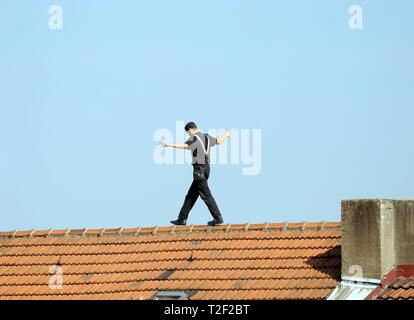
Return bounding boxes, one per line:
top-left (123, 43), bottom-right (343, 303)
top-left (1, 1), bottom-right (413, 231)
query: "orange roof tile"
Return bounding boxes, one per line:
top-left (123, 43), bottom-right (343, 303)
top-left (374, 278), bottom-right (414, 300)
top-left (364, 265), bottom-right (414, 300)
top-left (0, 222), bottom-right (342, 300)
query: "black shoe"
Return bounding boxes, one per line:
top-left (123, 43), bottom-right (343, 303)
top-left (170, 219), bottom-right (187, 226)
top-left (207, 218), bottom-right (224, 226)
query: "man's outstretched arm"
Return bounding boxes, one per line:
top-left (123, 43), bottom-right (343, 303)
top-left (216, 130), bottom-right (231, 145)
top-left (160, 142), bottom-right (189, 149)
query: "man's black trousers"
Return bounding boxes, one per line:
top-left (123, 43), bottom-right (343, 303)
top-left (178, 164), bottom-right (222, 221)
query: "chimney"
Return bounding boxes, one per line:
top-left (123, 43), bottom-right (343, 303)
top-left (328, 199), bottom-right (414, 300)
top-left (341, 199), bottom-right (414, 281)
top-left (393, 200), bottom-right (414, 266)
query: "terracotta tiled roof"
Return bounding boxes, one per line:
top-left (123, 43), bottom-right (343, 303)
top-left (366, 266), bottom-right (414, 300)
top-left (377, 278), bottom-right (414, 300)
top-left (0, 222), bottom-right (341, 300)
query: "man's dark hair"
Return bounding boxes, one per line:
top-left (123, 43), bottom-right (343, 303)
top-left (184, 122), bottom-right (197, 131)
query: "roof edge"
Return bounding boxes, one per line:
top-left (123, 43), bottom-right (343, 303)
top-left (0, 221), bottom-right (341, 239)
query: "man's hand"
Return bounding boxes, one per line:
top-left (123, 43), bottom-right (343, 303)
top-left (217, 130), bottom-right (231, 145)
top-left (160, 141), bottom-right (171, 147)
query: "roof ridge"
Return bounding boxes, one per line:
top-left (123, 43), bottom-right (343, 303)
top-left (0, 221), bottom-right (341, 239)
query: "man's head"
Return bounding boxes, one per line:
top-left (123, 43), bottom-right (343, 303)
top-left (184, 121), bottom-right (198, 136)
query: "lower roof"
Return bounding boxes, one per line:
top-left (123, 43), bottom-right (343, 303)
top-left (0, 222), bottom-right (341, 300)
top-left (366, 265), bottom-right (414, 300)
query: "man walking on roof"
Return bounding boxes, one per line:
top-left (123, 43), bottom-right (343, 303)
top-left (160, 122), bottom-right (231, 226)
